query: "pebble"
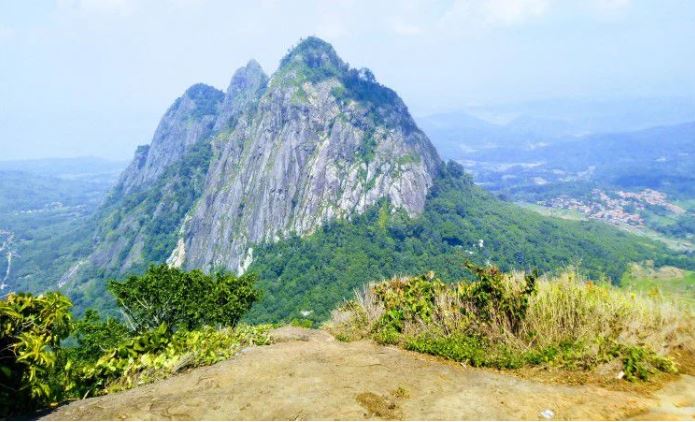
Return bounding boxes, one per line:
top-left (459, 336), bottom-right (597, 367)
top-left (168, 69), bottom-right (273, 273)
top-left (539, 409), bottom-right (555, 420)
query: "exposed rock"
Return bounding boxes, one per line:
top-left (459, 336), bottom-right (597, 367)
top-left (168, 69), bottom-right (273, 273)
top-left (116, 84), bottom-right (224, 195)
top-left (213, 59), bottom-right (268, 132)
top-left (181, 37), bottom-right (441, 271)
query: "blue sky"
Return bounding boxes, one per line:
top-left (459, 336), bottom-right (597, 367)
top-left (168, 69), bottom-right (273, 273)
top-left (1, 0), bottom-right (695, 160)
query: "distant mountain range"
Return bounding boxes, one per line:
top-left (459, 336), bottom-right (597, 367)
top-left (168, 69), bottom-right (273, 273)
top-left (0, 157), bottom-right (127, 179)
top-left (418, 97), bottom-right (695, 161)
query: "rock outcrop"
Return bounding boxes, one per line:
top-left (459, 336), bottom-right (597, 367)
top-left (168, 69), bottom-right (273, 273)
top-left (181, 38), bottom-right (441, 272)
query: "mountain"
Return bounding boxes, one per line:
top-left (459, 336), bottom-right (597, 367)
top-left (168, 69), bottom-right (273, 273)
top-left (63, 37), bottom-right (440, 291)
top-left (39, 36), bottom-right (692, 319)
top-left (419, 97), bottom-right (695, 162)
top-left (416, 111), bottom-right (577, 162)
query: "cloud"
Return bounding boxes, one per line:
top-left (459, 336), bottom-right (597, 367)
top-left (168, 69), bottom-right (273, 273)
top-left (56, 0), bottom-right (136, 17)
top-left (439, 0), bottom-right (549, 30)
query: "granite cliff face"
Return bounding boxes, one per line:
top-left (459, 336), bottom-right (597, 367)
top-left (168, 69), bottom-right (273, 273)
top-left (116, 84), bottom-right (224, 196)
top-left (69, 37), bottom-right (442, 284)
top-left (180, 38), bottom-right (441, 272)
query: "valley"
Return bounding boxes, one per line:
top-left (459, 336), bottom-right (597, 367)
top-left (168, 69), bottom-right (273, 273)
top-left (0, 159), bottom-right (124, 293)
top-left (423, 114), bottom-right (695, 252)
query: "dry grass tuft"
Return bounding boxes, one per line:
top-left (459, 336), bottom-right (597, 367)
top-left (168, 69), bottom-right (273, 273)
top-left (328, 267), bottom-right (695, 382)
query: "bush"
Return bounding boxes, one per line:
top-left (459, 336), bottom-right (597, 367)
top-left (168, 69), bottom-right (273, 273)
top-left (71, 309), bottom-right (130, 363)
top-left (329, 264), bottom-right (694, 382)
top-left (1, 267), bottom-right (268, 413)
top-left (79, 324), bottom-right (272, 396)
top-left (372, 272), bottom-right (444, 334)
top-left (108, 264), bottom-right (261, 332)
top-left (0, 292), bottom-right (73, 417)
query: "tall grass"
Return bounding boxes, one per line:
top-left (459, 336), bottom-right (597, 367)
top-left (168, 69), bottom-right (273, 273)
top-left (325, 266), bottom-right (695, 381)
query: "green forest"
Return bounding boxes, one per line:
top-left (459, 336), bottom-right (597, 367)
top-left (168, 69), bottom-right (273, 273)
top-left (245, 162), bottom-right (693, 323)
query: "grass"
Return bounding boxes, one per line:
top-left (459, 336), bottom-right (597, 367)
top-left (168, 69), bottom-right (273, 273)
top-left (325, 265), bottom-right (695, 383)
top-left (621, 262), bottom-right (695, 307)
top-left (518, 202), bottom-right (587, 221)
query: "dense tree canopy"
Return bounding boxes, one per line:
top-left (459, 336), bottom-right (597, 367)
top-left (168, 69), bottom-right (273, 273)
top-left (108, 264), bottom-right (261, 333)
top-left (246, 162), bottom-right (693, 323)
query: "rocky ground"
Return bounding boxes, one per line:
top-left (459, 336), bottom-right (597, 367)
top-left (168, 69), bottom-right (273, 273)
top-left (44, 327), bottom-right (695, 420)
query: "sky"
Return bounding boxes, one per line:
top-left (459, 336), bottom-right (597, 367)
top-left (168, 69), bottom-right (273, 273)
top-left (1, 0), bottom-right (695, 160)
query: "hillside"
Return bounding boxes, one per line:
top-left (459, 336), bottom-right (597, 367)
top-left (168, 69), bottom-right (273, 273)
top-left (36, 36), bottom-right (693, 319)
top-left (246, 163), bottom-right (688, 323)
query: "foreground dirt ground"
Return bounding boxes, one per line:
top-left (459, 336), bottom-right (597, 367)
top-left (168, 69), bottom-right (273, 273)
top-left (44, 327), bottom-right (695, 420)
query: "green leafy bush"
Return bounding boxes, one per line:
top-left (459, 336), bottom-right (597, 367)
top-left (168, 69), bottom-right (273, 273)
top-left (79, 324), bottom-right (271, 396)
top-left (1, 267), bottom-right (268, 414)
top-left (459, 263), bottom-right (537, 335)
top-left (70, 309), bottom-right (130, 363)
top-left (0, 292), bottom-right (73, 416)
top-left (372, 272), bottom-right (444, 334)
top-left (108, 264), bottom-right (261, 332)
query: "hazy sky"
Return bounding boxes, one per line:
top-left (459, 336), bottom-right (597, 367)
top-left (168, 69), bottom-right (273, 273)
top-left (1, 0), bottom-right (695, 160)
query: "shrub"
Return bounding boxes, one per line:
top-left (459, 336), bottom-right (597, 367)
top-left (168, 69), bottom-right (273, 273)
top-left (70, 309), bottom-right (130, 363)
top-left (108, 264), bottom-right (261, 332)
top-left (329, 264), bottom-right (694, 382)
top-left (372, 272), bottom-right (444, 334)
top-left (0, 292), bottom-right (73, 417)
top-left (79, 324), bottom-right (272, 396)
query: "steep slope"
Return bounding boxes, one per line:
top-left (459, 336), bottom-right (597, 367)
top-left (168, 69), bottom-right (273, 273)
top-left (116, 84), bottom-right (224, 196)
top-left (180, 38), bottom-right (441, 272)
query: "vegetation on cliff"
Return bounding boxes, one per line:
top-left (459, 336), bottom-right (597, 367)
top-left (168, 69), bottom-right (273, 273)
top-left (247, 163), bottom-right (692, 323)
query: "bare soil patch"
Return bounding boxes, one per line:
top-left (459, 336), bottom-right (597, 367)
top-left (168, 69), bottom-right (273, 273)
top-left (43, 327), bottom-right (695, 420)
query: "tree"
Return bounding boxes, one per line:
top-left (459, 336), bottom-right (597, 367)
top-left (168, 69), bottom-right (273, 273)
top-left (71, 309), bottom-right (129, 363)
top-left (107, 264), bottom-right (261, 332)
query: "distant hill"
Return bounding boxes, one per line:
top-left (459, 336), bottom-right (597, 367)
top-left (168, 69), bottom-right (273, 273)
top-left (467, 121), bottom-right (695, 197)
top-left (419, 97), bottom-right (695, 161)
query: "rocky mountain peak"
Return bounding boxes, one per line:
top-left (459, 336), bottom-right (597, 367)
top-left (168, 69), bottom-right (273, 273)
top-left (74, 36), bottom-right (444, 280)
top-left (179, 37), bottom-right (442, 272)
top-left (116, 83), bottom-right (223, 195)
top-left (279, 36), bottom-right (346, 73)
top-left (214, 60), bottom-right (268, 131)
